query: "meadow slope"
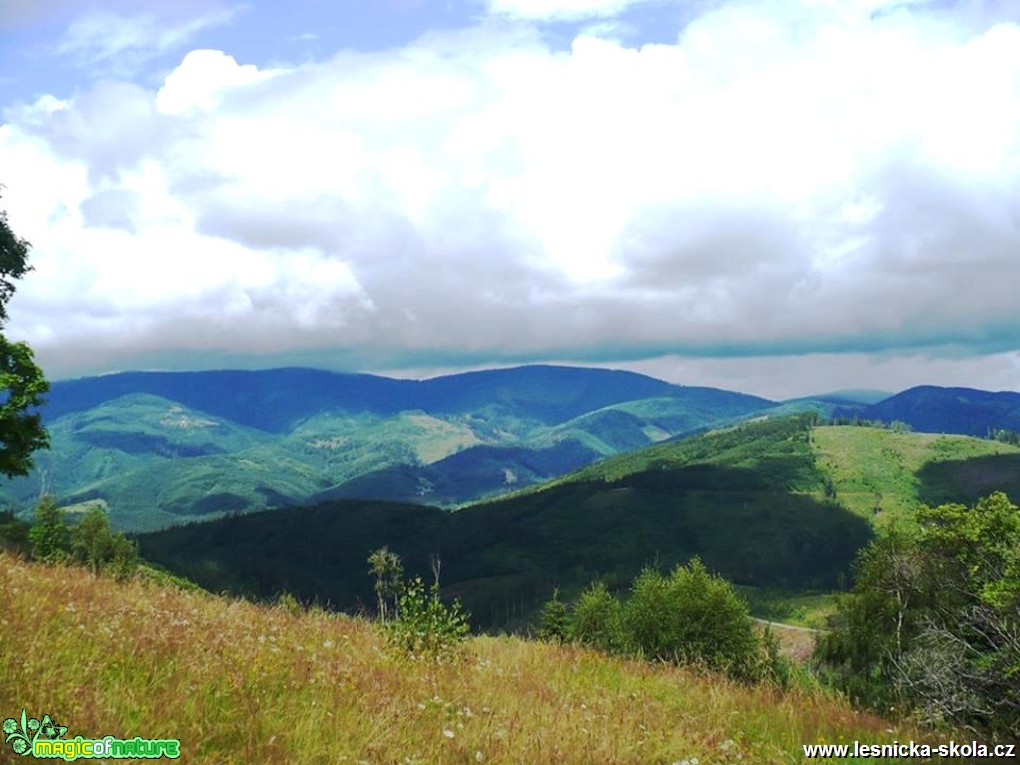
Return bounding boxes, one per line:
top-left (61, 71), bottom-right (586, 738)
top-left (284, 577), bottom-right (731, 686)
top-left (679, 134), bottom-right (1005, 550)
top-left (0, 554), bottom-right (945, 765)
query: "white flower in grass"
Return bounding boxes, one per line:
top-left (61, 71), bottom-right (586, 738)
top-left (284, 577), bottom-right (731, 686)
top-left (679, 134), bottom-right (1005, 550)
top-left (443, 729), bottom-right (455, 739)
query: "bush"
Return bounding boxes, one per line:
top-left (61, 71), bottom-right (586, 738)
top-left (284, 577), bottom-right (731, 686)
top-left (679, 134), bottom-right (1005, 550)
top-left (560, 560), bottom-right (785, 684)
top-left (568, 581), bottom-right (625, 652)
top-left (624, 559), bottom-right (762, 679)
top-left (536, 588), bottom-right (569, 642)
top-left (387, 576), bottom-right (470, 661)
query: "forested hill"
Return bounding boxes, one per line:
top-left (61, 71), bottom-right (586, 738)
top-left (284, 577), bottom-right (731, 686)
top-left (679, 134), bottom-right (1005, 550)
top-left (5, 365), bottom-right (774, 529)
top-left (843, 385), bottom-right (1020, 436)
top-left (11, 366), bottom-right (1020, 531)
top-left (40, 365), bottom-right (728, 430)
top-left (137, 416), bottom-right (869, 628)
top-left (137, 414), bottom-right (1020, 630)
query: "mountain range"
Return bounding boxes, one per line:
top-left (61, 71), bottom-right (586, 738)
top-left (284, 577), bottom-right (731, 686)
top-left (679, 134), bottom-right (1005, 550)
top-left (3, 364), bottom-right (1019, 530)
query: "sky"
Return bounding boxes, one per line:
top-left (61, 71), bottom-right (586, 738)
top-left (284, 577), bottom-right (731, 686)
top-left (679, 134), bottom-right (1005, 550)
top-left (1, 0), bottom-right (1020, 399)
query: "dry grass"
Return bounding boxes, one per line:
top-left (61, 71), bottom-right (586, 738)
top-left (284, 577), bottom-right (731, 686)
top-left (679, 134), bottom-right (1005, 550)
top-left (1, 554), bottom-right (931, 764)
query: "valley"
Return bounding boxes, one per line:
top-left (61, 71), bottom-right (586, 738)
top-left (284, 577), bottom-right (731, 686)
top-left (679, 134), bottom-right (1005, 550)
top-left (136, 410), bottom-right (1020, 632)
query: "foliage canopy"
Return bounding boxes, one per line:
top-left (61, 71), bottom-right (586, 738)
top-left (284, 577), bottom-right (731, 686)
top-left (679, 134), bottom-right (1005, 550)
top-left (817, 492), bottom-right (1020, 739)
top-left (0, 192), bottom-right (48, 479)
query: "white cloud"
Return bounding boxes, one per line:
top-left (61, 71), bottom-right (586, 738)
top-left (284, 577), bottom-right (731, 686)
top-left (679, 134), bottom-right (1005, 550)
top-left (156, 50), bottom-right (277, 116)
top-left (54, 5), bottom-right (237, 73)
top-left (483, 0), bottom-right (652, 21)
top-left (2, 0), bottom-right (1020, 393)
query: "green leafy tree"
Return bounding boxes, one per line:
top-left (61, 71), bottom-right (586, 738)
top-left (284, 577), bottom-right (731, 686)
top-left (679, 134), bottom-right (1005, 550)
top-left (817, 492), bottom-right (1020, 738)
top-left (815, 530), bottom-right (929, 710)
top-left (0, 192), bottom-right (49, 479)
top-left (70, 505), bottom-right (138, 578)
top-left (622, 566), bottom-right (676, 658)
top-left (367, 546), bottom-right (403, 622)
top-left (28, 494), bottom-right (69, 562)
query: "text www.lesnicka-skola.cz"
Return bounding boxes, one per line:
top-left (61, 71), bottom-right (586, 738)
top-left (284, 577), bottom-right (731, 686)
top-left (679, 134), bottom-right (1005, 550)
top-left (803, 740), bottom-right (1016, 759)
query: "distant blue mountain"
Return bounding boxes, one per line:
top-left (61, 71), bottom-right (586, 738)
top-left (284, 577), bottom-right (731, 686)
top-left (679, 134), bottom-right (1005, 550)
top-left (43, 365), bottom-right (721, 432)
top-left (10, 365), bottom-right (775, 528)
top-left (845, 385), bottom-right (1020, 436)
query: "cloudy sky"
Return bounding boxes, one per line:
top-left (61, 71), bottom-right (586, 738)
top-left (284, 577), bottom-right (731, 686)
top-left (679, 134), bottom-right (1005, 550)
top-left (1, 0), bottom-right (1019, 399)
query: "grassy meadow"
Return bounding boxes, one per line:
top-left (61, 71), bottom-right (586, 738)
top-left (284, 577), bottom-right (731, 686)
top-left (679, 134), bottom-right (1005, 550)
top-left (0, 552), bottom-right (946, 764)
top-left (811, 425), bottom-right (1020, 527)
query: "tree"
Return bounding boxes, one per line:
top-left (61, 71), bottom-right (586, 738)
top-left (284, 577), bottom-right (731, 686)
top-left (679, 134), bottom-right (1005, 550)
top-left (367, 546), bottom-right (403, 622)
top-left (28, 494), bottom-right (69, 562)
top-left (70, 505), bottom-right (138, 578)
top-left (817, 492), bottom-right (1020, 738)
top-left (536, 588), bottom-right (570, 642)
top-left (0, 191), bottom-right (49, 478)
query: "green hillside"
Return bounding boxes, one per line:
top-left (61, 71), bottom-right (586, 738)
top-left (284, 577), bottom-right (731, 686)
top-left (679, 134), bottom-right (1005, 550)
top-left (138, 416), bottom-right (872, 629)
top-left (2, 367), bottom-right (777, 529)
top-left (138, 415), bottom-right (1020, 631)
top-left (811, 425), bottom-right (1020, 528)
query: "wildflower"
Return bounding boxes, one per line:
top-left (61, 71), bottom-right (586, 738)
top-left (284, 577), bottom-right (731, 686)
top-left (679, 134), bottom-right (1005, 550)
top-left (323, 640), bottom-right (334, 649)
top-left (475, 751), bottom-right (484, 762)
top-left (443, 729), bottom-right (455, 739)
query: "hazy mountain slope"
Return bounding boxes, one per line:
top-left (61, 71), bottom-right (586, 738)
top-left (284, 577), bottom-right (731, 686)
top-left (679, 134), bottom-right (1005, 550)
top-left (42, 365), bottom-right (706, 431)
top-left (311, 391), bottom-right (778, 507)
top-left (843, 385), bottom-right (1020, 435)
top-left (810, 389), bottom-right (893, 405)
top-left (314, 440), bottom-right (601, 506)
top-left (4, 366), bottom-right (776, 527)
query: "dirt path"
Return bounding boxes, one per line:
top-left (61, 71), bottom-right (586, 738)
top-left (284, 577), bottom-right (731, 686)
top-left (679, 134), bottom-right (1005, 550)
top-left (752, 618), bottom-right (824, 662)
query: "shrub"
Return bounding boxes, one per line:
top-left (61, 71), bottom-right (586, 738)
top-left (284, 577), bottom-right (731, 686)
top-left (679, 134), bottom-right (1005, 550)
top-left (624, 559), bottom-right (762, 679)
top-left (568, 581), bottom-right (625, 652)
top-left (561, 560), bottom-right (783, 684)
top-left (276, 591), bottom-right (304, 615)
top-left (536, 588), bottom-right (569, 642)
top-left (387, 576), bottom-right (470, 661)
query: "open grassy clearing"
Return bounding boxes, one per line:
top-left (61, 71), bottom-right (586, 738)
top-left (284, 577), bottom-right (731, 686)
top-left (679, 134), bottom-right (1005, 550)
top-left (811, 426), bottom-right (1020, 527)
top-left (0, 553), bottom-right (949, 764)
